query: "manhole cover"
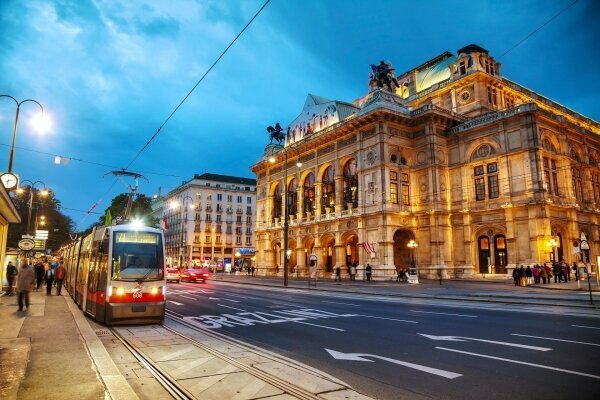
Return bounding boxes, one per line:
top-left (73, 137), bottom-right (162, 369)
top-left (96, 329), bottom-right (112, 336)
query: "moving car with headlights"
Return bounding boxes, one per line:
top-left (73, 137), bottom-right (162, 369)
top-left (180, 267), bottom-right (210, 283)
top-left (166, 268), bottom-right (180, 283)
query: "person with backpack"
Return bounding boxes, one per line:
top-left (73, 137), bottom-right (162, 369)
top-left (55, 261), bottom-right (66, 295)
top-left (512, 267), bottom-right (521, 287)
top-left (44, 264), bottom-right (55, 295)
top-left (365, 264), bottom-right (372, 281)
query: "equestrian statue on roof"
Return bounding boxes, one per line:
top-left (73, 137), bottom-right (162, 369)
top-left (370, 60), bottom-right (401, 92)
top-left (267, 122), bottom-right (288, 145)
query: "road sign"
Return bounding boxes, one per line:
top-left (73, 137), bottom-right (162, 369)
top-left (35, 229), bottom-right (49, 239)
top-left (18, 238), bottom-right (35, 251)
top-left (580, 240), bottom-right (590, 250)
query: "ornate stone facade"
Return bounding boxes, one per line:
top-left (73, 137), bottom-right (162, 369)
top-left (252, 44), bottom-right (600, 280)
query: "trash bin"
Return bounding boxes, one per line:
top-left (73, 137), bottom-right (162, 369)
top-left (407, 267), bottom-right (419, 284)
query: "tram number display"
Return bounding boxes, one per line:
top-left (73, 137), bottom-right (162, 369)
top-left (132, 291), bottom-right (143, 299)
top-left (115, 232), bottom-right (159, 244)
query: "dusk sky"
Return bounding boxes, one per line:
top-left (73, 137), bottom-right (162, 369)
top-left (0, 0), bottom-right (598, 231)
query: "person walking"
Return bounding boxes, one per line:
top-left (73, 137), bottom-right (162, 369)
top-left (365, 264), bottom-right (372, 281)
top-left (334, 265), bottom-right (341, 282)
top-left (543, 263), bottom-right (552, 284)
top-left (553, 261), bottom-right (562, 283)
top-left (563, 262), bottom-right (571, 282)
top-left (532, 264), bottom-right (540, 284)
top-left (540, 264), bottom-right (548, 284)
top-left (55, 261), bottom-right (66, 295)
top-left (519, 265), bottom-right (526, 287)
top-left (512, 267), bottom-right (520, 287)
top-left (6, 261), bottom-right (17, 295)
top-left (16, 258), bottom-right (34, 311)
top-left (44, 265), bottom-right (55, 295)
top-left (34, 261), bottom-right (44, 291)
top-left (350, 263), bottom-right (357, 281)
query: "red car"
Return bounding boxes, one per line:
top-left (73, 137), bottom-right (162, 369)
top-left (180, 268), bottom-right (210, 283)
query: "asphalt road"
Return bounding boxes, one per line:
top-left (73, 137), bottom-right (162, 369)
top-left (165, 280), bottom-right (600, 400)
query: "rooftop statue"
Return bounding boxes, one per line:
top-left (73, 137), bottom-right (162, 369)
top-left (267, 122), bottom-right (287, 145)
top-left (370, 60), bottom-right (400, 92)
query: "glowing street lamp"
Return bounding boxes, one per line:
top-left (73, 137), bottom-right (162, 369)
top-left (17, 180), bottom-right (50, 236)
top-left (407, 239), bottom-right (418, 268)
top-left (547, 238), bottom-right (558, 262)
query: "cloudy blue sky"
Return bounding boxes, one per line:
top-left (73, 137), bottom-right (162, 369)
top-left (0, 0), bottom-right (598, 230)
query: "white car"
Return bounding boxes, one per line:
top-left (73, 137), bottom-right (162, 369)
top-left (166, 268), bottom-right (180, 283)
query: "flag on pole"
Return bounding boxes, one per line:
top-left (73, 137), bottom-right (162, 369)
top-left (362, 242), bottom-right (376, 254)
top-left (104, 209), bottom-right (112, 226)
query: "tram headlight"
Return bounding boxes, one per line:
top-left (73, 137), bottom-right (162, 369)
top-left (116, 287), bottom-right (125, 296)
top-left (150, 287), bottom-right (159, 295)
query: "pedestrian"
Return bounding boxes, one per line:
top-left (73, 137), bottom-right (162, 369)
top-left (34, 261), bottom-right (44, 291)
top-left (525, 265), bottom-right (533, 286)
top-left (6, 261), bottom-right (17, 295)
top-left (55, 261), bottom-right (66, 295)
top-left (16, 258), bottom-right (34, 311)
top-left (334, 265), bottom-right (341, 281)
top-left (532, 264), bottom-right (540, 284)
top-left (519, 265), bottom-right (526, 287)
top-left (553, 261), bottom-right (562, 283)
top-left (512, 267), bottom-right (520, 287)
top-left (365, 264), bottom-right (372, 281)
top-left (350, 263), bottom-right (357, 281)
top-left (44, 264), bottom-right (55, 295)
top-left (540, 264), bottom-right (548, 284)
top-left (563, 262), bottom-right (571, 282)
top-left (396, 268), bottom-right (401, 282)
top-left (251, 265), bottom-right (255, 277)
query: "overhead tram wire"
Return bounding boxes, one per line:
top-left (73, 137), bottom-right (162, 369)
top-left (123, 0), bottom-right (271, 171)
top-left (497, 0), bottom-right (579, 59)
top-left (79, 0), bottom-right (270, 229)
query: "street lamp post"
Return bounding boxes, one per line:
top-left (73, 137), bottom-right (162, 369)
top-left (0, 95), bottom-right (48, 174)
top-left (268, 143), bottom-right (302, 287)
top-left (547, 238), bottom-right (558, 262)
top-left (17, 180), bottom-right (49, 236)
top-left (407, 239), bottom-right (418, 268)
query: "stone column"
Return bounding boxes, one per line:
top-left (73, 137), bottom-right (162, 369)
top-left (315, 182), bottom-right (323, 217)
top-left (334, 176), bottom-right (344, 212)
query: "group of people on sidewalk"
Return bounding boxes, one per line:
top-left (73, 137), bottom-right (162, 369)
top-left (333, 263), bottom-right (372, 281)
top-left (512, 260), bottom-right (574, 287)
top-left (4, 257), bottom-right (66, 311)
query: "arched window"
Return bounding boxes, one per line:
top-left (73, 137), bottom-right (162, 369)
top-left (478, 236), bottom-right (490, 274)
top-left (287, 178), bottom-right (298, 216)
top-left (321, 166), bottom-right (335, 214)
top-left (494, 234), bottom-right (507, 274)
top-left (272, 183), bottom-right (281, 222)
top-left (343, 158), bottom-right (358, 210)
top-left (303, 173), bottom-right (315, 215)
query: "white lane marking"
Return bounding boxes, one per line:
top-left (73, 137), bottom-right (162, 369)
top-left (419, 334), bottom-right (551, 351)
top-left (356, 315), bottom-right (418, 324)
top-left (223, 298), bottom-right (240, 303)
top-left (224, 293), bottom-right (247, 299)
top-left (218, 304), bottom-right (246, 312)
top-left (572, 324), bottom-right (600, 330)
top-left (325, 349), bottom-right (461, 379)
top-left (436, 347), bottom-right (600, 380)
top-left (168, 301), bottom-right (184, 306)
top-left (293, 321), bottom-right (345, 331)
top-left (511, 334), bottom-right (600, 347)
top-left (179, 295), bottom-right (198, 300)
top-left (321, 300), bottom-right (361, 307)
top-left (411, 310), bottom-right (478, 318)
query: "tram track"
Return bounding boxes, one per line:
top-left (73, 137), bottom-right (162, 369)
top-left (109, 313), bottom-right (351, 400)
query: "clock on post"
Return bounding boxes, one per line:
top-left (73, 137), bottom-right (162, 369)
top-left (1, 172), bottom-right (19, 190)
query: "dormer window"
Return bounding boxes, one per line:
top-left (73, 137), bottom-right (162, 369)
top-left (459, 60), bottom-right (467, 75)
top-left (484, 59), bottom-right (495, 75)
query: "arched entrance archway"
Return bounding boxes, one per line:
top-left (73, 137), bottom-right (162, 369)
top-left (302, 237), bottom-right (315, 271)
top-left (494, 234), bottom-right (507, 274)
top-left (321, 235), bottom-right (335, 272)
top-left (393, 230), bottom-right (413, 271)
top-left (341, 232), bottom-right (359, 266)
top-left (272, 241), bottom-right (281, 273)
top-left (478, 236), bottom-right (490, 273)
top-left (288, 239), bottom-right (297, 273)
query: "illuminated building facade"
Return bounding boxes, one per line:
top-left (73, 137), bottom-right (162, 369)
top-left (252, 44), bottom-right (600, 279)
top-left (163, 173), bottom-right (256, 270)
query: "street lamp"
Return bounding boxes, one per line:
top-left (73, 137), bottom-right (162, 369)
top-left (268, 142), bottom-right (302, 287)
top-left (547, 238), bottom-right (558, 262)
top-left (170, 195), bottom-right (194, 268)
top-left (17, 180), bottom-right (49, 236)
top-left (0, 95), bottom-right (50, 174)
top-left (407, 239), bottom-right (418, 268)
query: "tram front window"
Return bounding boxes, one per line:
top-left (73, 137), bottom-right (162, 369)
top-left (112, 231), bottom-right (164, 281)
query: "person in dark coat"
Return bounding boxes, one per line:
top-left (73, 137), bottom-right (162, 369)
top-left (512, 267), bottom-right (521, 287)
top-left (17, 258), bottom-right (35, 311)
top-left (553, 262), bottom-right (562, 283)
top-left (525, 266), bottom-right (533, 286)
top-left (6, 261), bottom-right (17, 295)
top-left (44, 265), bottom-right (55, 295)
top-left (34, 261), bottom-right (44, 291)
top-left (365, 264), bottom-right (372, 281)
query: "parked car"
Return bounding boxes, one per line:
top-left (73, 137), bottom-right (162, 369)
top-left (180, 267), bottom-right (210, 283)
top-left (166, 268), bottom-right (180, 283)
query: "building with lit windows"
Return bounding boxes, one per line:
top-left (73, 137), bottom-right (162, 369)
top-left (251, 44), bottom-right (600, 280)
top-left (162, 173), bottom-right (256, 270)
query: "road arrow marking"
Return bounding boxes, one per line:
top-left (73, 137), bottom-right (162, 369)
top-left (168, 301), bottom-right (184, 306)
top-left (436, 347), bottom-right (600, 380)
top-left (325, 349), bottom-right (462, 379)
top-left (418, 334), bottom-right (552, 351)
top-left (512, 334), bottom-right (600, 347)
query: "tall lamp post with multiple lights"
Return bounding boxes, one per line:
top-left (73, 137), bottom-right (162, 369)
top-left (17, 180), bottom-right (49, 236)
top-left (268, 143), bottom-right (302, 287)
top-left (0, 95), bottom-right (49, 175)
top-left (170, 195), bottom-right (194, 268)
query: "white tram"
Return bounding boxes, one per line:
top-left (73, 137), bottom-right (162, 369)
top-left (61, 223), bottom-right (166, 325)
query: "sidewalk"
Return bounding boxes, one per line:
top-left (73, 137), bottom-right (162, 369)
top-left (0, 289), bottom-right (135, 400)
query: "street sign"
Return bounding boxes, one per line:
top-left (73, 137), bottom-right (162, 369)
top-left (580, 240), bottom-right (590, 250)
top-left (18, 238), bottom-right (35, 251)
top-left (33, 239), bottom-right (46, 250)
top-left (35, 229), bottom-right (49, 239)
